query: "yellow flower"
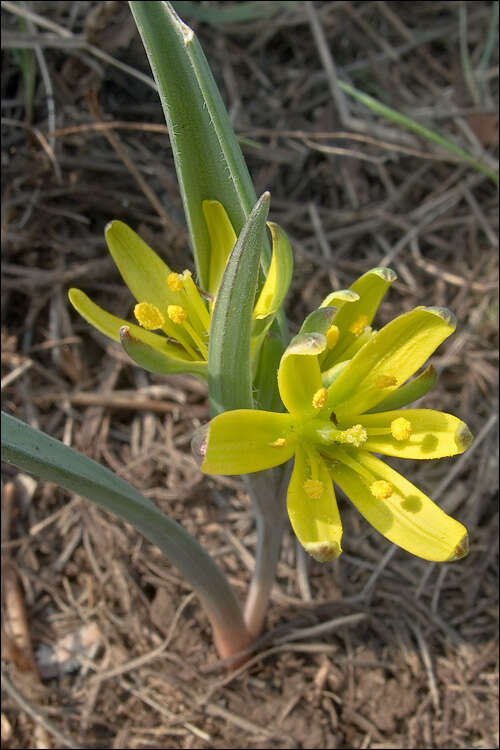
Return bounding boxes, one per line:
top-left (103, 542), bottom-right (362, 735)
top-left (197, 306), bottom-right (472, 563)
top-left (68, 202), bottom-right (292, 378)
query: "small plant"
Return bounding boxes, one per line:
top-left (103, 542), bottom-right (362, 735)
top-left (1, 2), bottom-right (473, 665)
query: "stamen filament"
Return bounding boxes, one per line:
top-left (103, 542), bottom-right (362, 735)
top-left (182, 272), bottom-right (211, 330)
top-left (183, 320), bottom-right (208, 359)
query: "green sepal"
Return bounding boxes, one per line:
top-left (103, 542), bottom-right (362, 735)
top-left (365, 365), bottom-right (438, 413)
top-left (208, 193), bottom-right (270, 416)
top-left (120, 326), bottom-right (207, 378)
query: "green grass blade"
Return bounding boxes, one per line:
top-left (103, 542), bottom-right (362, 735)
top-left (339, 80), bottom-right (499, 185)
top-left (172, 1), bottom-right (297, 24)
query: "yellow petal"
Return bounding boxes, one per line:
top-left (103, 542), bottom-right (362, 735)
top-left (69, 289), bottom-right (168, 349)
top-left (105, 220), bottom-right (173, 309)
top-left (201, 410), bottom-right (295, 475)
top-left (321, 267), bottom-right (396, 369)
top-left (328, 306), bottom-right (456, 418)
top-left (358, 409), bottom-right (473, 459)
top-left (202, 200), bottom-right (237, 296)
top-left (253, 222), bottom-right (293, 320)
top-left (330, 448), bottom-right (468, 562)
top-left (277, 333), bottom-right (325, 417)
top-left (287, 445), bottom-right (342, 562)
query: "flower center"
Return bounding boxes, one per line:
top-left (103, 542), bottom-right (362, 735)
top-left (303, 417), bottom-right (368, 449)
top-left (133, 269), bottom-right (211, 361)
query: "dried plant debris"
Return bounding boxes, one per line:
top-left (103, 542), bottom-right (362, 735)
top-left (1, 1), bottom-right (498, 748)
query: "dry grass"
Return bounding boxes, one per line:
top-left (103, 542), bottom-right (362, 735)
top-left (1, 2), bottom-right (498, 748)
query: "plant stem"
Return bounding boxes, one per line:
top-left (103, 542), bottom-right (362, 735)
top-left (242, 465), bottom-right (289, 638)
top-left (244, 508), bottom-right (286, 638)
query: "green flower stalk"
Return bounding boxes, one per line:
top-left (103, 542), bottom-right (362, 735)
top-left (197, 305), bottom-right (473, 563)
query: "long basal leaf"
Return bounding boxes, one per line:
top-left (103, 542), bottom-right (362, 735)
top-left (1, 412), bottom-right (247, 646)
top-left (129, 1), bottom-right (264, 288)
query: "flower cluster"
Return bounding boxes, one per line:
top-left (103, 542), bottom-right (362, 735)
top-left (197, 279), bottom-right (472, 563)
top-left (69, 201), bottom-right (291, 379)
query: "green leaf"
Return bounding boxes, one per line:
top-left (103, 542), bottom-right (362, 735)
top-left (129, 1), bottom-right (263, 289)
top-left (208, 192), bottom-right (270, 416)
top-left (1, 412), bottom-right (247, 647)
top-left (172, 1), bottom-right (298, 25)
top-left (338, 80), bottom-right (499, 186)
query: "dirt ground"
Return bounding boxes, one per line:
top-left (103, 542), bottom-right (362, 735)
top-left (1, 2), bottom-right (498, 748)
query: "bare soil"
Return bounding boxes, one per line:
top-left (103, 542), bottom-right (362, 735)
top-left (1, 2), bottom-right (498, 748)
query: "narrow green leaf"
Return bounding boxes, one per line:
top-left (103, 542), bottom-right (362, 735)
top-left (338, 80), bottom-right (499, 185)
top-left (1, 412), bottom-right (246, 643)
top-left (172, 1), bottom-right (298, 24)
top-left (208, 192), bottom-right (270, 416)
top-left (129, 1), bottom-right (263, 288)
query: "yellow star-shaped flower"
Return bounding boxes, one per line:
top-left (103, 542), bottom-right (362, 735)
top-left (198, 306), bottom-right (472, 563)
top-left (68, 201), bottom-right (292, 379)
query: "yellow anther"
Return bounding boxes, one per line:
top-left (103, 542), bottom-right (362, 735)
top-left (134, 302), bottom-right (165, 331)
top-left (167, 272), bottom-right (184, 292)
top-left (303, 479), bottom-right (324, 500)
top-left (312, 387), bottom-right (328, 409)
top-left (167, 305), bottom-right (187, 324)
top-left (344, 424), bottom-right (367, 447)
top-left (391, 417), bottom-right (412, 441)
top-left (269, 437), bottom-right (286, 448)
top-left (325, 325), bottom-right (340, 350)
top-left (349, 315), bottom-right (369, 336)
top-left (370, 480), bottom-right (393, 500)
top-left (375, 374), bottom-right (397, 389)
